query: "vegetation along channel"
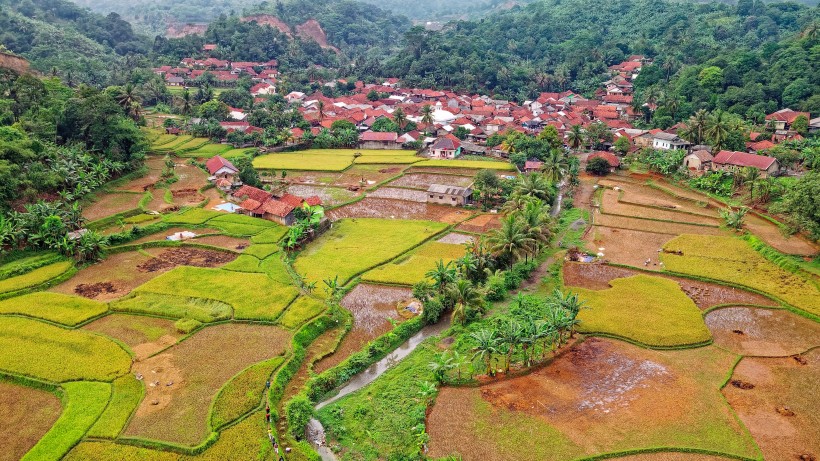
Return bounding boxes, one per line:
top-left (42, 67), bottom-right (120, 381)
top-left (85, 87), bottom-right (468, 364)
top-left (0, 0), bottom-right (818, 460)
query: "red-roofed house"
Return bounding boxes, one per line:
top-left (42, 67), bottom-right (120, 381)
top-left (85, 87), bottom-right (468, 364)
top-left (205, 156), bottom-right (240, 189)
top-left (524, 160), bottom-right (543, 173)
top-left (588, 151), bottom-right (620, 172)
top-left (746, 140), bottom-right (775, 153)
top-left (430, 136), bottom-right (462, 159)
top-left (712, 151), bottom-right (780, 177)
top-left (765, 109), bottom-right (810, 130)
top-left (359, 131), bottom-right (402, 149)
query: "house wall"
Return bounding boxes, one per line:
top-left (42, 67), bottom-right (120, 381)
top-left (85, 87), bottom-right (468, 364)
top-left (684, 155), bottom-right (704, 171)
top-left (433, 148), bottom-right (458, 159)
top-left (360, 140), bottom-right (403, 150)
top-left (427, 192), bottom-right (469, 206)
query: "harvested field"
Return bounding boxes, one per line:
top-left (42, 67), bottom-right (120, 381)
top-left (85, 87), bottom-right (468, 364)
top-left (114, 156), bottom-right (165, 193)
top-left (136, 248), bottom-right (237, 272)
top-left (455, 213), bottom-right (502, 234)
top-left (593, 213), bottom-right (725, 236)
top-left (584, 227), bottom-right (675, 270)
top-left (600, 188), bottom-right (721, 226)
top-left (413, 159), bottom-right (515, 170)
top-left (427, 338), bottom-right (758, 461)
top-left (0, 382), bottom-right (62, 461)
top-left (126, 227), bottom-right (221, 245)
top-left (82, 192), bottom-right (143, 222)
top-left (327, 197), bottom-right (471, 223)
top-left (743, 213), bottom-right (818, 256)
top-left (124, 323), bottom-right (291, 445)
top-left (83, 314), bottom-right (184, 360)
top-left (51, 251), bottom-right (155, 300)
top-left (438, 232), bottom-right (474, 245)
top-left (192, 235), bottom-right (250, 251)
top-left (170, 163), bottom-right (209, 192)
top-left (337, 165), bottom-right (406, 187)
top-left (563, 263), bottom-right (777, 309)
top-left (388, 173), bottom-right (474, 190)
top-left (286, 184), bottom-right (359, 206)
top-left (610, 453), bottom-right (730, 461)
top-left (723, 348), bottom-right (820, 461)
top-left (705, 307), bottom-right (820, 356)
top-left (367, 187), bottom-right (428, 202)
top-left (314, 284), bottom-right (410, 373)
top-left (603, 180), bottom-right (718, 217)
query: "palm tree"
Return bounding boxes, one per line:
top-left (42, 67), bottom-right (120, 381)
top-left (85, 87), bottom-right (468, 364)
top-left (470, 329), bottom-right (498, 376)
top-left (425, 259), bottom-right (456, 293)
top-left (446, 278), bottom-right (483, 325)
top-left (515, 172), bottom-right (553, 201)
top-left (488, 215), bottom-right (535, 266)
top-left (706, 110), bottom-right (731, 151)
top-left (116, 84), bottom-right (142, 121)
top-left (393, 107), bottom-right (407, 131)
top-left (498, 319), bottom-right (522, 373)
top-left (519, 200), bottom-right (552, 256)
top-left (743, 167), bottom-right (761, 202)
top-left (180, 90), bottom-right (193, 116)
top-left (540, 150), bottom-right (569, 184)
top-left (317, 101), bottom-right (325, 122)
top-left (420, 104), bottom-right (434, 128)
top-left (566, 124), bottom-right (584, 151)
top-left (682, 109), bottom-right (708, 145)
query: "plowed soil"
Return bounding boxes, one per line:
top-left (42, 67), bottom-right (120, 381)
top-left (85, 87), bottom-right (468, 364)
top-left (0, 382), bottom-right (62, 461)
top-left (327, 197), bottom-right (470, 224)
top-left (389, 173), bottom-right (474, 190)
top-left (563, 262), bottom-right (777, 309)
top-left (456, 214), bottom-right (502, 234)
top-left (705, 306), bottom-right (820, 356)
top-left (136, 248), bottom-right (236, 272)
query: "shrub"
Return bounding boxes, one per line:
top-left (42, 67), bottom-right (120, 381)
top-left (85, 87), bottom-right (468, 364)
top-left (485, 273), bottom-right (507, 301)
top-left (285, 394), bottom-right (315, 439)
top-left (422, 296), bottom-right (445, 324)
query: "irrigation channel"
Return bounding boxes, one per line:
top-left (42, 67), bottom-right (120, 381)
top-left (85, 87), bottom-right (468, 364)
top-left (306, 320), bottom-right (451, 461)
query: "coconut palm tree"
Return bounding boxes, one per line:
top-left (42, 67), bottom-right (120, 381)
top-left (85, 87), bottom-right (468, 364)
top-left (498, 319), bottom-right (522, 373)
top-left (488, 215), bottom-right (535, 266)
top-left (470, 328), bottom-right (498, 376)
top-left (515, 172), bottom-right (554, 201)
top-left (682, 109), bottom-right (709, 145)
top-left (744, 167), bottom-right (761, 202)
top-left (420, 104), bottom-right (434, 127)
top-left (425, 259), bottom-right (457, 293)
top-left (540, 150), bottom-right (569, 184)
top-left (447, 278), bottom-right (483, 325)
top-left (393, 107), bottom-right (407, 131)
top-left (566, 124), bottom-right (584, 151)
top-left (116, 84), bottom-right (142, 121)
top-left (180, 90), bottom-right (193, 116)
top-left (317, 101), bottom-right (325, 121)
top-left (706, 110), bottom-right (731, 151)
top-left (519, 200), bottom-right (553, 256)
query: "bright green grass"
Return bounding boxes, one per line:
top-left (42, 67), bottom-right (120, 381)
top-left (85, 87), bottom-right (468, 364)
top-left (151, 134), bottom-right (183, 147)
top-left (22, 381), bottom-right (111, 461)
top-left (363, 241), bottom-right (465, 286)
top-left (0, 261), bottom-right (74, 294)
top-left (254, 152), bottom-right (353, 171)
top-left (154, 136), bottom-right (194, 151)
top-left (259, 255), bottom-right (292, 285)
top-left (413, 159), bottom-right (515, 170)
top-left (210, 356), bottom-right (284, 429)
top-left (279, 296), bottom-right (326, 329)
top-left (111, 293), bottom-right (233, 322)
top-left (0, 317), bottom-right (131, 382)
top-left (0, 252), bottom-right (62, 279)
top-left (250, 226), bottom-right (289, 244)
top-left (135, 267), bottom-right (299, 321)
top-left (221, 148), bottom-right (256, 159)
top-left (294, 218), bottom-right (448, 287)
top-left (244, 244), bottom-right (279, 259)
top-left (0, 292), bottom-right (107, 326)
top-left (163, 208), bottom-right (223, 225)
top-left (574, 275), bottom-right (711, 347)
top-left (177, 143), bottom-right (232, 158)
top-left (208, 214), bottom-right (278, 236)
top-left (662, 234), bottom-right (820, 316)
top-left (222, 254), bottom-right (263, 273)
top-left (170, 137), bottom-right (210, 151)
top-left (86, 374), bottom-right (143, 439)
top-left (354, 155), bottom-right (422, 164)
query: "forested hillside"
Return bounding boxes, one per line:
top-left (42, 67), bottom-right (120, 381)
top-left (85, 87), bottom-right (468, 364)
top-left (0, 0), bottom-right (149, 85)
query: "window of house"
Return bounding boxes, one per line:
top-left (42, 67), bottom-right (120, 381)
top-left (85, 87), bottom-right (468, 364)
top-left (439, 196), bottom-right (443, 199)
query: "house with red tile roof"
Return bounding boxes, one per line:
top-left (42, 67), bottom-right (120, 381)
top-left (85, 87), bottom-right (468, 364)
top-left (430, 135), bottom-right (462, 159)
top-left (588, 151), bottom-right (621, 172)
top-left (765, 109), bottom-right (810, 130)
top-left (712, 150), bottom-right (780, 177)
top-left (205, 156), bottom-right (239, 184)
top-left (359, 131), bottom-right (403, 149)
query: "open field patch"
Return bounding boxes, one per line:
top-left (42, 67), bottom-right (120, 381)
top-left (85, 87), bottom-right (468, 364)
top-left (210, 356), bottom-right (284, 429)
top-left (113, 156), bottom-right (166, 193)
top-left (368, 186), bottom-right (428, 202)
top-left (336, 164), bottom-right (406, 187)
top-left (0, 316), bottom-right (131, 382)
top-left (124, 323), bottom-right (290, 445)
top-left (0, 261), bottom-right (74, 295)
top-left (413, 159), bottom-right (515, 170)
top-left (286, 184), bottom-right (359, 206)
top-left (163, 208), bottom-right (224, 225)
top-left (207, 213), bottom-right (280, 236)
top-left (593, 213), bottom-right (725, 236)
top-left (111, 293), bottom-right (232, 323)
top-left (705, 306), bottom-right (820, 356)
top-left (314, 284), bottom-right (410, 373)
top-left (563, 262), bottom-right (777, 309)
top-left (134, 266), bottom-right (298, 320)
top-left (83, 313), bottom-right (184, 360)
top-left (127, 227), bottom-right (221, 245)
top-left (600, 188), bottom-right (721, 226)
top-left (574, 275), bottom-right (711, 347)
top-left (585, 227), bottom-right (676, 270)
top-left (363, 241), bottom-right (466, 286)
top-left (427, 338), bottom-right (758, 461)
top-left (743, 213), bottom-right (818, 256)
top-left (662, 234), bottom-right (820, 316)
top-left (87, 374), bottom-right (144, 439)
top-left (354, 155), bottom-right (421, 164)
top-left (723, 348), bottom-right (820, 461)
top-left (456, 213), bottom-right (502, 234)
top-left (254, 151), bottom-right (354, 171)
top-left (177, 142), bottom-right (232, 158)
top-left (83, 192), bottom-right (143, 222)
top-left (0, 292), bottom-right (107, 326)
top-left (327, 197), bottom-right (470, 223)
top-left (294, 218), bottom-right (447, 286)
top-left (279, 296), bottom-right (326, 329)
top-left (136, 248), bottom-right (237, 272)
top-left (388, 172), bottom-right (474, 190)
top-left (0, 381), bottom-right (62, 461)
top-left (438, 232), bottom-right (475, 244)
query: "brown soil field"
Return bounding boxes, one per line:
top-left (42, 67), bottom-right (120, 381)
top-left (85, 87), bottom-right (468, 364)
top-left (705, 307), bottom-right (820, 356)
top-left (584, 227), bottom-right (676, 269)
top-left (0, 382), bottom-right (62, 461)
top-left (136, 248), bottom-right (236, 272)
top-left (129, 227), bottom-right (222, 245)
top-left (456, 213), bottom-right (502, 234)
top-left (592, 214), bottom-right (725, 236)
top-left (200, 187), bottom-right (224, 209)
top-left (405, 166), bottom-right (483, 176)
top-left (326, 198), bottom-right (471, 224)
top-left (83, 313), bottom-right (183, 360)
top-left (609, 454), bottom-right (731, 461)
top-left (313, 284), bottom-right (410, 374)
top-left (367, 187), bottom-right (428, 202)
top-left (124, 323), bottom-right (291, 445)
top-left (83, 192), bottom-right (144, 221)
top-left (287, 184), bottom-right (360, 206)
top-left (601, 189), bottom-right (721, 226)
top-left (427, 338), bottom-right (754, 461)
top-left (437, 232), bottom-right (474, 245)
top-left (388, 173), bottom-right (474, 190)
top-left (337, 165), bottom-right (406, 187)
top-left (115, 156), bottom-right (165, 193)
top-left (171, 162), bottom-right (209, 191)
top-left (563, 262), bottom-right (777, 309)
top-left (191, 235), bottom-right (250, 251)
top-left (743, 213), bottom-right (818, 256)
top-left (605, 181), bottom-right (719, 217)
top-left (723, 349), bottom-right (820, 461)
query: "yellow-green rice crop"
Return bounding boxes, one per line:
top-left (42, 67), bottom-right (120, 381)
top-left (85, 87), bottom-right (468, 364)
top-left (163, 208), bottom-right (223, 225)
top-left (135, 267), bottom-right (299, 321)
top-left (0, 261), bottom-right (74, 294)
top-left (354, 155), bottom-right (422, 164)
top-left (0, 292), bottom-right (107, 326)
top-left (412, 159), bottom-right (515, 170)
top-left (23, 381), bottom-right (111, 461)
top-left (294, 218), bottom-right (448, 287)
top-left (222, 254), bottom-right (262, 273)
top-left (210, 357), bottom-right (284, 429)
top-left (575, 275), bottom-right (711, 347)
top-left (208, 214), bottom-right (278, 236)
top-left (86, 375), bottom-right (143, 439)
top-left (111, 293), bottom-right (233, 322)
top-left (662, 234), bottom-right (820, 316)
top-left (279, 296), bottom-right (326, 329)
top-left (243, 244), bottom-right (279, 260)
top-left (0, 317), bottom-right (131, 382)
top-left (250, 226), bottom-right (289, 244)
top-left (363, 241), bottom-right (466, 286)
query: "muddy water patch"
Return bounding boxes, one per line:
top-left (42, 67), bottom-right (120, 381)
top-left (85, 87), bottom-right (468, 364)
top-left (706, 306), bottom-right (820, 356)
